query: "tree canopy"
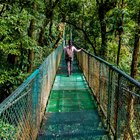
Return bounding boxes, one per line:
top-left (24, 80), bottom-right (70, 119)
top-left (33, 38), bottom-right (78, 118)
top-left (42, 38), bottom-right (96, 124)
top-left (0, 0), bottom-right (140, 102)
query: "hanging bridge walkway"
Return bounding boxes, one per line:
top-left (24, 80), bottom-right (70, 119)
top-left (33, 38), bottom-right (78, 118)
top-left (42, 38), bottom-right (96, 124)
top-left (0, 45), bottom-right (140, 140)
top-left (37, 54), bottom-right (108, 139)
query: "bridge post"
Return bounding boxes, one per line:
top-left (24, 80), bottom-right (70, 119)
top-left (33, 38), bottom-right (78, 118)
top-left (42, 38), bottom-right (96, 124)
top-left (114, 74), bottom-right (121, 139)
top-left (98, 62), bottom-right (102, 106)
top-left (88, 54), bottom-right (90, 82)
top-left (31, 70), bottom-right (41, 139)
top-left (107, 68), bottom-right (112, 131)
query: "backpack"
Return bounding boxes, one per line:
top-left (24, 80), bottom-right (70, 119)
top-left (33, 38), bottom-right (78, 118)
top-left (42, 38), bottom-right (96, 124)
top-left (65, 47), bottom-right (73, 61)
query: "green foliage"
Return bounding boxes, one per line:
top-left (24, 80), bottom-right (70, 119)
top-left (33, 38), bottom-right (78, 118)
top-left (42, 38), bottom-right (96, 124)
top-left (0, 68), bottom-right (30, 103)
top-left (0, 7), bottom-right (29, 55)
top-left (0, 69), bottom-right (28, 85)
top-left (0, 0), bottom-right (64, 102)
top-left (119, 45), bottom-right (132, 73)
top-left (0, 120), bottom-right (18, 139)
top-left (34, 45), bottom-right (54, 68)
top-left (0, 0), bottom-right (140, 103)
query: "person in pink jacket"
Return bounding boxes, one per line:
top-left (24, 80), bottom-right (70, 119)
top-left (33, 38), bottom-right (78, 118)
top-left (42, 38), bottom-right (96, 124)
top-left (64, 40), bottom-right (82, 77)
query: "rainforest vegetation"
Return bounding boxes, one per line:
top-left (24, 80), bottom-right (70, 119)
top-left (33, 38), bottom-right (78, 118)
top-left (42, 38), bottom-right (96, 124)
top-left (0, 0), bottom-right (140, 102)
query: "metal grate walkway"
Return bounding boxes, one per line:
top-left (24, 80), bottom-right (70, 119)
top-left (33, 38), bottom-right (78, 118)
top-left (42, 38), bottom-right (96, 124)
top-left (37, 55), bottom-right (109, 140)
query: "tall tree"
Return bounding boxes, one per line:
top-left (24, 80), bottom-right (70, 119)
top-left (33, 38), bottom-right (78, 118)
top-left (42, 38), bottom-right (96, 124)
top-left (124, 2), bottom-right (140, 139)
top-left (116, 0), bottom-right (124, 66)
top-left (131, 10), bottom-right (140, 79)
top-left (27, 2), bottom-right (36, 73)
top-left (38, 0), bottom-right (60, 46)
top-left (96, 0), bottom-right (116, 58)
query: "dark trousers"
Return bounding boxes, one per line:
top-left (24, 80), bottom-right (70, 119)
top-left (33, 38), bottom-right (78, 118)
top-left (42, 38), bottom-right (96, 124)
top-left (66, 60), bottom-right (72, 76)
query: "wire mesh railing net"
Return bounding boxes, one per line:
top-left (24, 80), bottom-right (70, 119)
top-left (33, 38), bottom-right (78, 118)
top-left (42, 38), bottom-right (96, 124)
top-left (0, 45), bottom-right (63, 140)
top-left (77, 50), bottom-right (140, 139)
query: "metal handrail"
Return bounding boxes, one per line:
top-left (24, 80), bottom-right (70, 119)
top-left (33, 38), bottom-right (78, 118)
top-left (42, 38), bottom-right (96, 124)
top-left (77, 48), bottom-right (140, 139)
top-left (0, 45), bottom-right (63, 140)
top-left (0, 69), bottom-right (39, 114)
top-left (82, 49), bottom-right (140, 88)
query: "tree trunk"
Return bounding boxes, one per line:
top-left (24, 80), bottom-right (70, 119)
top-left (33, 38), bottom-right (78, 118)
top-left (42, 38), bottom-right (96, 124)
top-left (98, 6), bottom-right (107, 58)
top-left (49, 18), bottom-right (53, 38)
top-left (116, 34), bottom-right (122, 66)
top-left (38, 19), bottom-right (50, 46)
top-left (130, 10), bottom-right (140, 79)
top-left (38, 0), bottom-right (60, 46)
top-left (7, 54), bottom-right (18, 67)
top-left (96, 1), bottom-right (117, 59)
top-left (100, 20), bottom-right (107, 58)
top-left (124, 10), bottom-right (140, 140)
top-left (53, 23), bottom-right (65, 48)
top-left (116, 0), bottom-right (124, 66)
top-left (27, 3), bottom-right (36, 73)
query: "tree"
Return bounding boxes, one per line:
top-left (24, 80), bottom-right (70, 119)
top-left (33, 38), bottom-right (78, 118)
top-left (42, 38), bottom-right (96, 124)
top-left (96, 0), bottom-right (117, 59)
top-left (131, 10), bottom-right (140, 79)
top-left (38, 0), bottom-right (60, 46)
top-left (27, 2), bottom-right (36, 73)
top-left (116, 0), bottom-right (124, 66)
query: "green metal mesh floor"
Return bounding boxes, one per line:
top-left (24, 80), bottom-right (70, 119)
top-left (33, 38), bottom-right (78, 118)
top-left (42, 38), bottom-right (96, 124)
top-left (47, 89), bottom-right (96, 112)
top-left (37, 56), bottom-right (109, 140)
top-left (38, 111), bottom-right (108, 140)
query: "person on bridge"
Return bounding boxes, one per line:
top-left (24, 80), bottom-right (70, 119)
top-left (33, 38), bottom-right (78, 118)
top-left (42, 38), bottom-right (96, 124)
top-left (64, 40), bottom-right (82, 77)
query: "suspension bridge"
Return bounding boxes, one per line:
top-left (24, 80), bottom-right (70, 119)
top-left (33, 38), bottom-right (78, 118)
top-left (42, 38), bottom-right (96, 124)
top-left (0, 44), bottom-right (140, 140)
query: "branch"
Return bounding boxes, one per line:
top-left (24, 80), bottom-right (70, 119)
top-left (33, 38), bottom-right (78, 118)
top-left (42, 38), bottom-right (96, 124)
top-left (45, 0), bottom-right (59, 18)
top-left (63, 20), bottom-right (97, 55)
top-left (0, 4), bottom-right (6, 16)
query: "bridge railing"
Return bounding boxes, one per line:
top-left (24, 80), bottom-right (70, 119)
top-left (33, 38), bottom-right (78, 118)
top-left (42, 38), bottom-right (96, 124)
top-left (77, 50), bottom-right (140, 140)
top-left (0, 45), bottom-right (63, 140)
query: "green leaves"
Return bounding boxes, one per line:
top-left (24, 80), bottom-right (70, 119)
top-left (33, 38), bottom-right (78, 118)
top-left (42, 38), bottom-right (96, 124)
top-left (0, 42), bottom-right (20, 55)
top-left (0, 0), bottom-right (140, 103)
top-left (0, 0), bottom-right (60, 102)
top-left (0, 120), bottom-right (18, 139)
top-left (0, 69), bottom-right (28, 85)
